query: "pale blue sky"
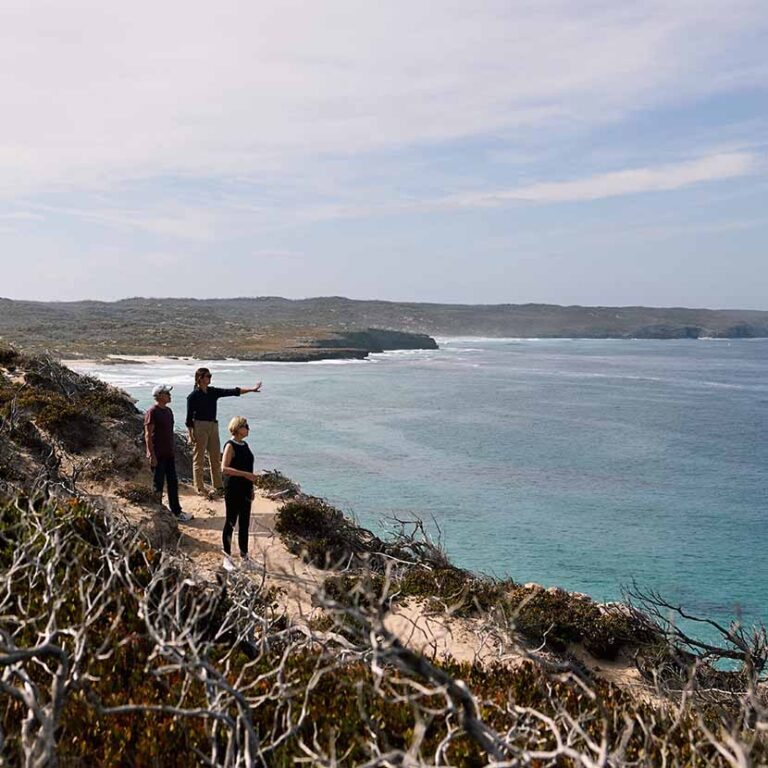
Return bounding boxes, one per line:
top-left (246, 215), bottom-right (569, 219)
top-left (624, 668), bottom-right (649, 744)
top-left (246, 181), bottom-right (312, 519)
top-left (1, 0), bottom-right (766, 307)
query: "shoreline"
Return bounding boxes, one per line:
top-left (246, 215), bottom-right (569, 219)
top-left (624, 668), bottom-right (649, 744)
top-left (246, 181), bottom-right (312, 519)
top-left (61, 354), bottom-right (196, 366)
top-left (60, 334), bottom-right (768, 367)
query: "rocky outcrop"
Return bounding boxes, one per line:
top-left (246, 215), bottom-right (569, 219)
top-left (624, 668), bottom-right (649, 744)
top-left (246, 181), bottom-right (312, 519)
top-left (224, 328), bottom-right (438, 362)
top-left (305, 328), bottom-right (438, 352)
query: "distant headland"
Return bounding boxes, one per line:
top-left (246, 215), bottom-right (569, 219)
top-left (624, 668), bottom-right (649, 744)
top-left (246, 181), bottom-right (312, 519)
top-left (1, 296), bottom-right (766, 360)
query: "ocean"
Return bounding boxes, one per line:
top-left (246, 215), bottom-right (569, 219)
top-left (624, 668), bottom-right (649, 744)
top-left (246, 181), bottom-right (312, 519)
top-left (71, 338), bottom-right (768, 631)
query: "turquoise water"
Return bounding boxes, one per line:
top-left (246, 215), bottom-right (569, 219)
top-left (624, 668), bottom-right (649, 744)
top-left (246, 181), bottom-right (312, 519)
top-left (73, 339), bottom-right (768, 629)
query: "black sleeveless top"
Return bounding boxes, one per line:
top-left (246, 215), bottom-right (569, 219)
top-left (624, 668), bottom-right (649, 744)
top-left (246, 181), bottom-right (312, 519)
top-left (223, 439), bottom-right (254, 495)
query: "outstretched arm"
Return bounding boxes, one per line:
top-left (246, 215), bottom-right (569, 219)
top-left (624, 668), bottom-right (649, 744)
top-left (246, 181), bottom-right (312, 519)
top-left (210, 383), bottom-right (262, 398)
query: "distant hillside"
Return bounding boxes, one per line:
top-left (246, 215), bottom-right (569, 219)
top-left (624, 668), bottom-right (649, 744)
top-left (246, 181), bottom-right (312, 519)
top-left (0, 296), bottom-right (766, 358)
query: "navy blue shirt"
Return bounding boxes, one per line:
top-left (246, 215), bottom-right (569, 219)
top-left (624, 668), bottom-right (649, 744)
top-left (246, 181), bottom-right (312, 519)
top-left (185, 386), bottom-right (240, 427)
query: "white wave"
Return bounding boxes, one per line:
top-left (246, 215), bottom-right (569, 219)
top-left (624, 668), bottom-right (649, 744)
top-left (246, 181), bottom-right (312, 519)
top-left (437, 336), bottom-right (578, 344)
top-left (369, 349), bottom-right (437, 360)
top-left (305, 358), bottom-right (370, 365)
top-left (505, 367), bottom-right (764, 391)
top-left (697, 380), bottom-right (764, 390)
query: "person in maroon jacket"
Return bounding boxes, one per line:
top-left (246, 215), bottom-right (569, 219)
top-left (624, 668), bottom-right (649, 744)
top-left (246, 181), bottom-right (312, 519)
top-left (144, 384), bottom-right (193, 523)
top-left (185, 367), bottom-right (262, 497)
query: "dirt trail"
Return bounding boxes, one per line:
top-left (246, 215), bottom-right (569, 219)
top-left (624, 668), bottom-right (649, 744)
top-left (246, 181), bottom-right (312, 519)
top-left (176, 486), bottom-right (324, 622)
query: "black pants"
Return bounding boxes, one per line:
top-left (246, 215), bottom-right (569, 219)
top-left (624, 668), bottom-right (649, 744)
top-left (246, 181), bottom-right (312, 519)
top-left (153, 457), bottom-right (182, 516)
top-left (223, 491), bottom-right (252, 556)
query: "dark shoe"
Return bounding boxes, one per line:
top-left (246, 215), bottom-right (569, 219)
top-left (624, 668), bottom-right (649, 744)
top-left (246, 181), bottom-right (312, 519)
top-left (176, 511), bottom-right (194, 523)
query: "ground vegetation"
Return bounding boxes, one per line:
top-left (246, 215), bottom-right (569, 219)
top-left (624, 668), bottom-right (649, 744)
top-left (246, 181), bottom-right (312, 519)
top-left (1, 344), bottom-right (767, 765)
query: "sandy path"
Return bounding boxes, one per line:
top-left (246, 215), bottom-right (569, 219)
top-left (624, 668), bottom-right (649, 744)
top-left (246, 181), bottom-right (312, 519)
top-left (175, 485), bottom-right (326, 622)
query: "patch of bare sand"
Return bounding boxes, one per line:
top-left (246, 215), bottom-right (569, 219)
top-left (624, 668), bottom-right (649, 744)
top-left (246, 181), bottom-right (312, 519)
top-left (568, 644), bottom-right (662, 705)
top-left (384, 601), bottom-right (527, 667)
top-left (97, 472), bottom-right (326, 622)
top-left (62, 355), bottom-right (196, 366)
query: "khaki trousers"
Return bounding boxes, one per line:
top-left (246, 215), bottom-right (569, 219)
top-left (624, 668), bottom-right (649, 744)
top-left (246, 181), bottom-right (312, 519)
top-left (192, 420), bottom-right (223, 492)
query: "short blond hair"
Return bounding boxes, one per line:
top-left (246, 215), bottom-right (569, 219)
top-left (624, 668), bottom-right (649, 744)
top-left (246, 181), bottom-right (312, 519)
top-left (228, 416), bottom-right (249, 435)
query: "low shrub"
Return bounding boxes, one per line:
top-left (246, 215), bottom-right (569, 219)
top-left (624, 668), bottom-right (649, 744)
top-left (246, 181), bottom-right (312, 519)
top-left (116, 483), bottom-right (161, 506)
top-left (506, 587), bottom-right (639, 660)
top-left (81, 386), bottom-right (137, 421)
top-left (5, 362), bottom-right (137, 453)
top-left (0, 381), bottom-right (15, 406)
top-left (0, 344), bottom-right (20, 369)
top-left (2, 491), bottom-right (765, 765)
top-left (323, 572), bottom-right (387, 611)
top-left (275, 496), bottom-right (384, 567)
top-left (399, 566), bottom-right (514, 617)
top-left (275, 496), bottom-right (345, 539)
top-left (307, 612), bottom-right (336, 634)
top-left (254, 469), bottom-right (301, 498)
top-left (14, 388), bottom-right (98, 450)
top-left (276, 499), bottom-right (640, 657)
top-left (0, 493), bottom-right (277, 764)
top-left (635, 642), bottom-right (752, 693)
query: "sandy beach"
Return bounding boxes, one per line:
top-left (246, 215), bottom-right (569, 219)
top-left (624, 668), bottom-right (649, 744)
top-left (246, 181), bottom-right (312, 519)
top-left (62, 355), bottom-right (200, 367)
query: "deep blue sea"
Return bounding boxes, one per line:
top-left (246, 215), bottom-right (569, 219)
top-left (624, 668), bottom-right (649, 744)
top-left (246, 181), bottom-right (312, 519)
top-left (72, 338), bottom-right (768, 631)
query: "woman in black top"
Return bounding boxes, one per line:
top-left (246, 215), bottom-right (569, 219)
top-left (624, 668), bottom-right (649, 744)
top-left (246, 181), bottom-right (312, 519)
top-left (221, 416), bottom-right (259, 571)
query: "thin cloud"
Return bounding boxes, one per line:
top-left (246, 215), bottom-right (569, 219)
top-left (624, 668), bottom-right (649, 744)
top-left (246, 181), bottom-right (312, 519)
top-left (0, 1), bottom-right (765, 194)
top-left (252, 250), bottom-right (304, 261)
top-left (0, 211), bottom-right (44, 221)
top-left (283, 153), bottom-right (761, 220)
top-left (445, 153), bottom-right (758, 207)
top-left (29, 203), bottom-right (220, 241)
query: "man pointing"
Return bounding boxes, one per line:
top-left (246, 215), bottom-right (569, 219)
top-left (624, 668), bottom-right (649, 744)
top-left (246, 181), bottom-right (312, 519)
top-left (185, 367), bottom-right (262, 497)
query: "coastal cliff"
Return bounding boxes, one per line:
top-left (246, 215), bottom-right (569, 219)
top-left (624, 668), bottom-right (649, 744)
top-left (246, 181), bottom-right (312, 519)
top-left (1, 344), bottom-right (766, 765)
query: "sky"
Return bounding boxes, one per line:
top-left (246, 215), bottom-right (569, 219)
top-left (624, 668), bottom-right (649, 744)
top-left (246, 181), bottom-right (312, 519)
top-left (0, 0), bottom-right (767, 308)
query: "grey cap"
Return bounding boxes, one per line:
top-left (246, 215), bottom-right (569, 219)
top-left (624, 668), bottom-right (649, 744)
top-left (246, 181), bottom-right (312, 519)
top-left (152, 384), bottom-right (173, 397)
